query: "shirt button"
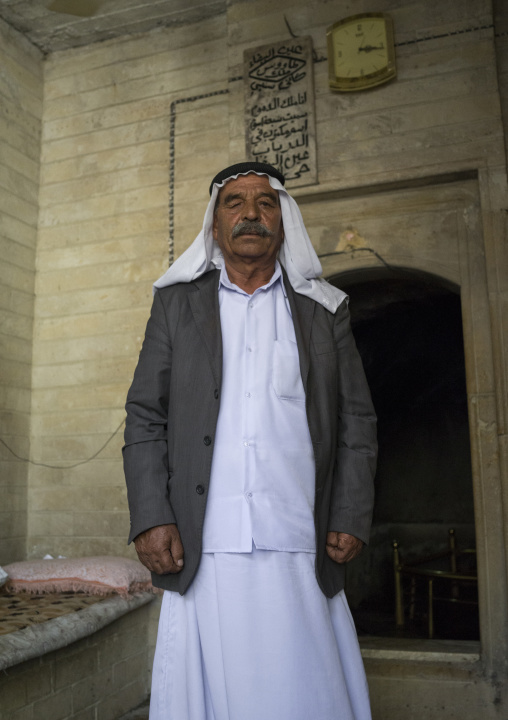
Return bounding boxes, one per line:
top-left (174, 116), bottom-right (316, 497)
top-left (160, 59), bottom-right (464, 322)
top-left (203, 436), bottom-right (212, 446)
top-left (196, 485), bottom-right (205, 495)
top-left (245, 392), bottom-right (251, 398)
top-left (243, 441), bottom-right (249, 447)
top-left (249, 303), bottom-right (254, 308)
top-left (214, 389), bottom-right (219, 399)
top-left (247, 347), bottom-right (252, 352)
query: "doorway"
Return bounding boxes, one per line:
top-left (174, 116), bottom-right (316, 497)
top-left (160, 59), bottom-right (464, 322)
top-left (330, 271), bottom-right (478, 640)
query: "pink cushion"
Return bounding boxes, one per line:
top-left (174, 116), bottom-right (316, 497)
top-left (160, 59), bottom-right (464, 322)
top-left (3, 556), bottom-right (154, 597)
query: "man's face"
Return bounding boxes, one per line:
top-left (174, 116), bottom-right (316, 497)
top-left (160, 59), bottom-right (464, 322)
top-left (212, 174), bottom-right (284, 268)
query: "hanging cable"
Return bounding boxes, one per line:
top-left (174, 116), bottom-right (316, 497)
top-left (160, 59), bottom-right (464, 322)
top-left (0, 417), bottom-right (125, 470)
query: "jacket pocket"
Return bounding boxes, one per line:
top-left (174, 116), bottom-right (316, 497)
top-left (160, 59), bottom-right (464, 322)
top-left (313, 340), bottom-right (337, 356)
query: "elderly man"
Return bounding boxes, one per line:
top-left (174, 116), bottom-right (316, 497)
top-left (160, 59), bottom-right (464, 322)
top-left (123, 161), bottom-right (377, 720)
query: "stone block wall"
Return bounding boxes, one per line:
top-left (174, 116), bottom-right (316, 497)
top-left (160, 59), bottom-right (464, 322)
top-left (28, 14), bottom-right (229, 559)
top-left (0, 18), bottom-right (42, 565)
top-left (0, 601), bottom-right (155, 720)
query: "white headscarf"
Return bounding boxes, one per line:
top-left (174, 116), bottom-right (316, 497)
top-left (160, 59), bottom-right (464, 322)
top-left (154, 172), bottom-right (347, 313)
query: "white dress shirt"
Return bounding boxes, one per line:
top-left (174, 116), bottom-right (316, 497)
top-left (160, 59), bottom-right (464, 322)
top-left (202, 261), bottom-right (316, 553)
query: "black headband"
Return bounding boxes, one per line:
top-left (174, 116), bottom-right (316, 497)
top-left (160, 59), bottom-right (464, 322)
top-left (209, 162), bottom-right (285, 195)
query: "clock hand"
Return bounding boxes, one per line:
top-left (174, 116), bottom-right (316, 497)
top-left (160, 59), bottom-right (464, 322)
top-left (358, 44), bottom-right (385, 53)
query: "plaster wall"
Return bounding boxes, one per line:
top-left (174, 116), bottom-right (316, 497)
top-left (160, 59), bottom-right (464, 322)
top-left (0, 18), bottom-right (42, 564)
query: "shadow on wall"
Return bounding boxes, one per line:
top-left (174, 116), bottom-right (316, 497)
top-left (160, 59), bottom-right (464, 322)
top-left (331, 272), bottom-right (477, 640)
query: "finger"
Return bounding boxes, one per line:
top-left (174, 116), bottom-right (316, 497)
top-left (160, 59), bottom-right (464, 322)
top-left (342, 543), bottom-right (362, 562)
top-left (337, 533), bottom-right (361, 554)
top-left (326, 538), bottom-right (362, 564)
top-left (326, 544), bottom-right (347, 564)
top-left (135, 547), bottom-right (158, 574)
top-left (134, 525), bottom-right (184, 575)
top-left (326, 531), bottom-right (340, 548)
top-left (135, 542), bottom-right (177, 575)
top-left (168, 530), bottom-right (184, 568)
top-left (154, 529), bottom-right (185, 574)
top-left (347, 543), bottom-right (363, 562)
top-left (154, 547), bottom-right (180, 574)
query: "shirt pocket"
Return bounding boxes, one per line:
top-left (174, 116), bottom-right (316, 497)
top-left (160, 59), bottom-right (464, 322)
top-left (272, 339), bottom-right (305, 402)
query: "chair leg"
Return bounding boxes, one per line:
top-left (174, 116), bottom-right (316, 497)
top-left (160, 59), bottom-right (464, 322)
top-left (428, 578), bottom-right (434, 639)
top-left (409, 576), bottom-right (416, 621)
top-left (393, 541), bottom-right (404, 629)
top-left (449, 528), bottom-right (460, 599)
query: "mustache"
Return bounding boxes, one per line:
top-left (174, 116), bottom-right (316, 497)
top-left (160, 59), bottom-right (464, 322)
top-left (231, 221), bottom-right (275, 239)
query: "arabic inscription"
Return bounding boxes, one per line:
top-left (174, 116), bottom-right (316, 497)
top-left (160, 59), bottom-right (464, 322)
top-left (244, 38), bottom-right (317, 187)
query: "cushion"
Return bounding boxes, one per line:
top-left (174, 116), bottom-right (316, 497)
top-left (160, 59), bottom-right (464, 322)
top-left (3, 556), bottom-right (155, 598)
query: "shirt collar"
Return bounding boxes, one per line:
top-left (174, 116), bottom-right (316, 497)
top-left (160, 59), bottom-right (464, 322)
top-left (218, 259), bottom-right (284, 297)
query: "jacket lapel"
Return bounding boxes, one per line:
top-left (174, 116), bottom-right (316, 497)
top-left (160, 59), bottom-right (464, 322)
top-left (188, 269), bottom-right (223, 388)
top-left (282, 269), bottom-right (315, 394)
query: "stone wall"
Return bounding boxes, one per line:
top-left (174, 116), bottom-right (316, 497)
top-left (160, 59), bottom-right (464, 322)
top-left (28, 14), bottom-right (229, 559)
top-left (0, 600), bottom-right (156, 720)
top-left (0, 18), bottom-right (42, 564)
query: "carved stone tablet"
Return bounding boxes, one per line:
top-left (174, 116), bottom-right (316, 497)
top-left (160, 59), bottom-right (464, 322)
top-left (244, 37), bottom-right (317, 188)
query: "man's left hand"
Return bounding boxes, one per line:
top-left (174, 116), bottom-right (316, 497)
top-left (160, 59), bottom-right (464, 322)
top-left (326, 532), bottom-right (363, 564)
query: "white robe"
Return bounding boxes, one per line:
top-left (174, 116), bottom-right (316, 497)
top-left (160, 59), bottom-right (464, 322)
top-left (149, 548), bottom-right (371, 720)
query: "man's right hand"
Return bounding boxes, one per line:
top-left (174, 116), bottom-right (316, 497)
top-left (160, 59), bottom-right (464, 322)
top-left (134, 523), bottom-right (184, 574)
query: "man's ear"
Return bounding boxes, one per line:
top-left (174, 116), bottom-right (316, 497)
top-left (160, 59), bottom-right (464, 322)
top-left (212, 211), bottom-right (218, 241)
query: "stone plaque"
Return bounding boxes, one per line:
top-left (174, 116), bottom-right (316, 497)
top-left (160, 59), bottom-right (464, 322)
top-left (244, 37), bottom-right (317, 188)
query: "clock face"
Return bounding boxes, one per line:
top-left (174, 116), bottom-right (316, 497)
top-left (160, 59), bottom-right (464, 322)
top-left (327, 13), bottom-right (396, 91)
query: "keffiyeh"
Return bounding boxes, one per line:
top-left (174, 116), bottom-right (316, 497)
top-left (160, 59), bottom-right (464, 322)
top-left (154, 170), bottom-right (347, 313)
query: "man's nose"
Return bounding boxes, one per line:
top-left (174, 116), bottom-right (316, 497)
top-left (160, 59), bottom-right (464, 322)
top-left (243, 199), bottom-right (260, 220)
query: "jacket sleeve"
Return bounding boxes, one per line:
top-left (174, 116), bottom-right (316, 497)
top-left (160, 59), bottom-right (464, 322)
top-left (123, 290), bottom-right (177, 543)
top-left (328, 300), bottom-right (377, 544)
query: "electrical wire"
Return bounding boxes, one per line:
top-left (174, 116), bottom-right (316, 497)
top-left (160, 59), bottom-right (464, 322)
top-left (0, 417), bottom-right (125, 470)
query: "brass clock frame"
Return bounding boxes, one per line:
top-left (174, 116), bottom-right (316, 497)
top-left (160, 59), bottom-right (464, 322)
top-left (327, 12), bottom-right (396, 92)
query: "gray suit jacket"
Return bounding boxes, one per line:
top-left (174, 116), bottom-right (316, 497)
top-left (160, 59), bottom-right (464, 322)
top-left (123, 268), bottom-right (377, 597)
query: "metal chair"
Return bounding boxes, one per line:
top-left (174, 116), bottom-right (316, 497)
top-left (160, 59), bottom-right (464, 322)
top-left (393, 528), bottom-right (477, 638)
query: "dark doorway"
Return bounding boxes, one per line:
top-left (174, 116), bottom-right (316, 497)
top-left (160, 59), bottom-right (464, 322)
top-left (329, 271), bottom-right (478, 640)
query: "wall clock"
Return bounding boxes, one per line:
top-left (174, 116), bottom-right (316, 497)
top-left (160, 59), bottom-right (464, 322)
top-left (327, 13), bottom-right (396, 92)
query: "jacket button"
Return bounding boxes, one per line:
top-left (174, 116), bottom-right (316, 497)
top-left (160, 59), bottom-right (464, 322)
top-left (214, 389), bottom-right (219, 399)
top-left (196, 485), bottom-right (205, 495)
top-left (203, 435), bottom-right (212, 446)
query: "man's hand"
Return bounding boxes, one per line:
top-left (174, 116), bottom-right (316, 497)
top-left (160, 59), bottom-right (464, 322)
top-left (134, 524), bottom-right (184, 575)
top-left (326, 532), bottom-right (363, 564)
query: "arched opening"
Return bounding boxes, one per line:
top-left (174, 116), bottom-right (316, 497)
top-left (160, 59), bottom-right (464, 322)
top-left (328, 267), bottom-right (478, 640)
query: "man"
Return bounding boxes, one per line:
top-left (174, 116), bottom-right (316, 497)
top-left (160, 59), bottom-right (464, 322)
top-left (123, 161), bottom-right (377, 720)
